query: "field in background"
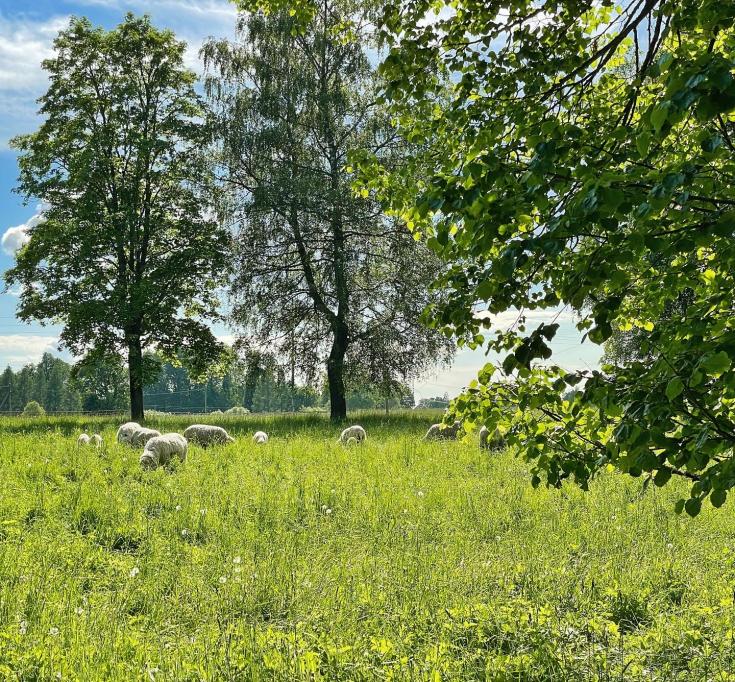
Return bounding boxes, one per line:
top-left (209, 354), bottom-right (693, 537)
top-left (1, 412), bottom-right (734, 680)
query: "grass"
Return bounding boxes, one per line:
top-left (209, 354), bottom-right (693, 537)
top-left (1, 411), bottom-right (735, 680)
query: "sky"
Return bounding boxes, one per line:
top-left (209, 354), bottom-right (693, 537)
top-left (0, 0), bottom-right (603, 401)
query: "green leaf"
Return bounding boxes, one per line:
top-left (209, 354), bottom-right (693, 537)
top-left (700, 351), bottom-right (731, 377)
top-left (653, 468), bottom-right (672, 487)
top-left (636, 132), bottom-right (651, 158)
top-left (651, 103), bottom-right (670, 132)
top-left (711, 488), bottom-right (727, 508)
top-left (665, 377), bottom-right (684, 401)
top-left (684, 497), bottom-right (702, 517)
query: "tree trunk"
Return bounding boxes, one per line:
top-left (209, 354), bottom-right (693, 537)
top-left (127, 333), bottom-right (144, 421)
top-left (327, 325), bottom-right (348, 422)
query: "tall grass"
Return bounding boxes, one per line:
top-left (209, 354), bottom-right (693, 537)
top-left (0, 413), bottom-right (733, 680)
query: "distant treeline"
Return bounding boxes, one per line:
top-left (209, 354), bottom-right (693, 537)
top-left (0, 353), bottom-right (418, 414)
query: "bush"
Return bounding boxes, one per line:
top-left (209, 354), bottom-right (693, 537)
top-left (22, 401), bottom-right (46, 417)
top-left (225, 406), bottom-right (250, 415)
top-left (299, 405), bottom-right (327, 413)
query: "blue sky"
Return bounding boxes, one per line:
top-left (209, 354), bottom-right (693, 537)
top-left (0, 0), bottom-right (602, 399)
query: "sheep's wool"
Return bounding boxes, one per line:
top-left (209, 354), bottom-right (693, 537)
top-left (252, 431), bottom-right (268, 444)
top-left (423, 420), bottom-right (462, 441)
top-left (77, 433), bottom-right (90, 446)
top-left (116, 422), bottom-right (140, 444)
top-left (140, 433), bottom-right (188, 470)
top-left (129, 427), bottom-right (162, 447)
top-left (338, 425), bottom-right (366, 443)
top-left (183, 424), bottom-right (235, 447)
top-left (90, 434), bottom-right (103, 447)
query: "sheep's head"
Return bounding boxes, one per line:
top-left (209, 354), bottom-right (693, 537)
top-left (139, 452), bottom-right (158, 470)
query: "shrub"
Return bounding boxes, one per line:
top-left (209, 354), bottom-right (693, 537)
top-left (22, 401), bottom-right (46, 417)
top-left (225, 406), bottom-right (250, 415)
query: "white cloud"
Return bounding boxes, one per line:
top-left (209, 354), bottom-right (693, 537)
top-left (476, 306), bottom-right (578, 330)
top-left (0, 334), bottom-right (60, 369)
top-left (0, 15), bottom-right (70, 146)
top-left (2, 205), bottom-right (44, 255)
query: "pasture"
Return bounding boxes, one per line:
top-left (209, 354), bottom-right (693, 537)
top-left (0, 412), bottom-right (734, 680)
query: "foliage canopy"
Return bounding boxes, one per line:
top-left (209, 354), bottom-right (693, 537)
top-left (6, 15), bottom-right (230, 419)
top-left (241, 0), bottom-right (735, 511)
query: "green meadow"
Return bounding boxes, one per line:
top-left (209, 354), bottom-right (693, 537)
top-left (1, 412), bottom-right (734, 681)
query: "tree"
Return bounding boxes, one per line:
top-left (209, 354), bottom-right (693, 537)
top-left (22, 401), bottom-right (45, 417)
top-left (347, 1), bottom-right (735, 512)
top-left (6, 14), bottom-right (230, 420)
top-left (71, 353), bottom-right (129, 413)
top-left (203, 1), bottom-right (452, 421)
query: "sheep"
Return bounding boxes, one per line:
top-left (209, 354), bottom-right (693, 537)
top-left (252, 431), bottom-right (268, 444)
top-left (423, 420), bottom-right (462, 441)
top-left (183, 424), bottom-right (235, 447)
top-left (345, 436), bottom-right (358, 446)
top-left (90, 434), bottom-right (103, 448)
top-left (77, 433), bottom-right (90, 446)
top-left (116, 422), bottom-right (141, 444)
top-left (338, 425), bottom-right (366, 444)
top-left (140, 433), bottom-right (188, 470)
top-left (128, 427), bottom-right (162, 447)
top-left (479, 425), bottom-right (503, 450)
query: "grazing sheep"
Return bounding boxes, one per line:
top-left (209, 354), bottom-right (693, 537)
top-left (338, 425), bottom-right (366, 444)
top-left (116, 422), bottom-right (140, 444)
top-left (346, 436), bottom-right (358, 446)
top-left (90, 434), bottom-right (103, 448)
top-left (129, 427), bottom-right (162, 447)
top-left (140, 433), bottom-right (188, 470)
top-left (423, 420), bottom-right (462, 441)
top-left (479, 425), bottom-right (503, 450)
top-left (252, 431), bottom-right (268, 444)
top-left (183, 424), bottom-right (235, 447)
top-left (77, 433), bottom-right (90, 446)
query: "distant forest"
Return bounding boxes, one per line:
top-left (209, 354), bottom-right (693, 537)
top-left (0, 352), bottom-right (424, 414)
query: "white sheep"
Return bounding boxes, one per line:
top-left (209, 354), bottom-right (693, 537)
top-left (345, 436), bottom-right (358, 446)
top-left (423, 420), bottom-right (462, 441)
top-left (183, 424), bottom-right (235, 447)
top-left (90, 434), bottom-right (103, 448)
top-left (252, 431), bottom-right (268, 444)
top-left (140, 433), bottom-right (188, 470)
top-left (338, 425), bottom-right (366, 444)
top-left (77, 433), bottom-right (90, 446)
top-left (128, 427), bottom-right (162, 447)
top-left (479, 425), bottom-right (503, 450)
top-left (116, 422), bottom-right (141, 444)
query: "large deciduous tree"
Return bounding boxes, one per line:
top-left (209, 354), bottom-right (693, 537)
top-left (204, 2), bottom-right (452, 421)
top-left (352, 0), bottom-right (735, 512)
top-left (6, 15), bottom-right (230, 420)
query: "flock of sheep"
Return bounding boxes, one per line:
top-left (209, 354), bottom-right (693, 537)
top-left (75, 418), bottom-right (497, 471)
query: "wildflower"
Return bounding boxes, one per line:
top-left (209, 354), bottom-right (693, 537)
top-left (175, 505), bottom-right (182, 511)
top-left (234, 566), bottom-right (242, 574)
top-left (181, 528), bottom-right (189, 537)
top-left (75, 607), bottom-right (84, 616)
top-left (49, 626), bottom-right (59, 636)
top-left (666, 543), bottom-right (673, 550)
top-left (19, 620), bottom-right (27, 635)
top-left (233, 556), bottom-right (241, 564)
top-left (130, 566), bottom-right (140, 578)
top-left (199, 508), bottom-right (206, 516)
top-left (417, 490), bottom-right (424, 498)
top-left (321, 504), bottom-right (327, 511)
top-left (219, 576), bottom-right (227, 584)
top-left (325, 508), bottom-right (332, 515)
